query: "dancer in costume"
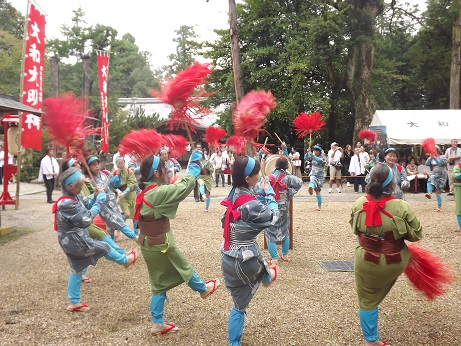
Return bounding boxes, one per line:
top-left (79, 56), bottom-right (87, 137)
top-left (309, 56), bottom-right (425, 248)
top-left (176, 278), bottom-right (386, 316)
top-left (305, 145), bottom-right (326, 211)
top-left (135, 152), bottom-right (220, 335)
top-left (62, 159), bottom-right (128, 284)
top-left (381, 148), bottom-right (409, 199)
top-left (350, 163), bottom-right (423, 345)
top-left (265, 156), bottom-right (302, 263)
top-left (453, 163), bottom-right (461, 232)
top-left (53, 167), bottom-right (137, 312)
top-left (198, 160), bottom-right (213, 212)
top-left (83, 156), bottom-right (138, 241)
top-left (424, 146), bottom-right (448, 212)
top-left (221, 156), bottom-right (280, 346)
top-left (160, 147), bottom-right (181, 183)
top-left (112, 156), bottom-right (137, 220)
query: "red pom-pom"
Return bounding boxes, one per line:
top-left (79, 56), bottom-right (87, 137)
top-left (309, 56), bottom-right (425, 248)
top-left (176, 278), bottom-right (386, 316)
top-left (118, 129), bottom-right (163, 159)
top-left (205, 126), bottom-right (227, 150)
top-left (43, 93), bottom-right (95, 151)
top-left (404, 244), bottom-right (454, 300)
top-left (358, 129), bottom-right (377, 142)
top-left (292, 112), bottom-right (326, 138)
top-left (233, 90), bottom-right (276, 139)
top-left (162, 134), bottom-right (188, 158)
top-left (226, 136), bottom-right (248, 155)
top-left (150, 61), bottom-right (214, 132)
top-left (422, 138), bottom-right (437, 156)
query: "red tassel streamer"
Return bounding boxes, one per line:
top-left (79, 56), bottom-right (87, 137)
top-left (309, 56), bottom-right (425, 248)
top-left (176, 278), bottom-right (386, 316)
top-left (421, 138), bottom-right (437, 156)
top-left (404, 244), bottom-right (454, 300)
top-left (118, 129), bottom-right (163, 159)
top-left (162, 134), bottom-right (188, 158)
top-left (233, 90), bottom-right (277, 139)
top-left (226, 136), bottom-right (248, 155)
top-left (292, 112), bottom-right (326, 138)
top-left (205, 126), bottom-right (227, 150)
top-left (43, 93), bottom-right (96, 152)
top-left (358, 129), bottom-right (377, 143)
top-left (150, 61), bottom-right (214, 132)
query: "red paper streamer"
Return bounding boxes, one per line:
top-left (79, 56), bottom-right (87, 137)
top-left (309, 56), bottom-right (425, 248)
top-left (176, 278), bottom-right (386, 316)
top-left (161, 134), bottom-right (188, 158)
top-left (43, 93), bottom-right (94, 153)
top-left (118, 129), bottom-right (163, 159)
top-left (226, 136), bottom-right (248, 155)
top-left (233, 90), bottom-right (277, 140)
top-left (151, 61), bottom-right (214, 132)
top-left (292, 112), bottom-right (326, 138)
top-left (358, 129), bottom-right (377, 142)
top-left (422, 138), bottom-right (437, 156)
top-left (205, 126), bottom-right (227, 150)
top-left (404, 244), bottom-right (454, 300)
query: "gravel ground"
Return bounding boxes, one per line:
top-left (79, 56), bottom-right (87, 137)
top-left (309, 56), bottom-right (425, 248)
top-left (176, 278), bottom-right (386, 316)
top-left (0, 183), bottom-right (460, 346)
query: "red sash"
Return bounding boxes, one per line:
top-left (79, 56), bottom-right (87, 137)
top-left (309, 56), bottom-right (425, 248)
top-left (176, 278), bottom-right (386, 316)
top-left (268, 174), bottom-right (287, 201)
top-left (52, 195), bottom-right (77, 231)
top-left (220, 195), bottom-right (256, 250)
top-left (360, 195), bottom-right (395, 226)
top-left (133, 184), bottom-right (158, 221)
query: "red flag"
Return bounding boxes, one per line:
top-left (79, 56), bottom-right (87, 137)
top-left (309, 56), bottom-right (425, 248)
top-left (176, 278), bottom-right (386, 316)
top-left (21, 3), bottom-right (45, 150)
top-left (97, 52), bottom-right (110, 152)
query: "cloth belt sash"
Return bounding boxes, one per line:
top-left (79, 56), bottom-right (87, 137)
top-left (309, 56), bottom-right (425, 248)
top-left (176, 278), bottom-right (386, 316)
top-left (268, 174), bottom-right (286, 201)
top-left (52, 195), bottom-right (77, 231)
top-left (133, 184), bottom-right (171, 249)
top-left (220, 195), bottom-right (256, 250)
top-left (358, 232), bottom-right (404, 264)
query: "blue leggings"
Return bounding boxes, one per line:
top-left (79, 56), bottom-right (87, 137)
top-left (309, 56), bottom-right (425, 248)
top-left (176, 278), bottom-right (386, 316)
top-left (359, 308), bottom-right (379, 341)
top-left (150, 272), bottom-right (206, 324)
top-left (457, 215), bottom-right (461, 230)
top-left (267, 237), bottom-right (290, 260)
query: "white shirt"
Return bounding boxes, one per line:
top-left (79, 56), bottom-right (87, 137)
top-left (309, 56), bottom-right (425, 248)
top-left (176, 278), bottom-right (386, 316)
top-left (445, 146), bottom-right (461, 170)
top-left (212, 155), bottom-right (224, 170)
top-left (39, 155), bottom-right (60, 180)
top-left (0, 150), bottom-right (4, 167)
top-left (327, 149), bottom-right (342, 166)
top-left (417, 164), bottom-right (431, 176)
top-left (359, 151), bottom-right (369, 163)
top-left (349, 154), bottom-right (365, 175)
top-left (7, 153), bottom-right (14, 165)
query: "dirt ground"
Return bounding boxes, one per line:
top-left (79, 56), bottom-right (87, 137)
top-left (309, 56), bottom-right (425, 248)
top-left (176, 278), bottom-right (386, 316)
top-left (0, 184), bottom-right (460, 346)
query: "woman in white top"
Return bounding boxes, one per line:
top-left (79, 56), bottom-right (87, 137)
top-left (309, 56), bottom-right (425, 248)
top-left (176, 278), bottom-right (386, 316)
top-left (212, 151), bottom-right (225, 187)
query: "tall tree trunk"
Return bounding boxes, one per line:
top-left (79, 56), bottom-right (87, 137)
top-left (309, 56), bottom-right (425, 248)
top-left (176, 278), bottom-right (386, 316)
top-left (450, 0), bottom-right (461, 109)
top-left (81, 55), bottom-right (91, 98)
top-left (345, 0), bottom-right (383, 142)
top-left (229, 0), bottom-right (244, 104)
top-left (50, 56), bottom-right (59, 97)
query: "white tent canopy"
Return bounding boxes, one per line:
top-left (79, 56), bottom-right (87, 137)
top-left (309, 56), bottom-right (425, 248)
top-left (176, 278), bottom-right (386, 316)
top-left (369, 109), bottom-right (461, 145)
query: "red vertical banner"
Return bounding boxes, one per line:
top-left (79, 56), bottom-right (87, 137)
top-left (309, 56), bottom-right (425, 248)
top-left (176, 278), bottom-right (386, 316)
top-left (97, 52), bottom-right (109, 153)
top-left (21, 2), bottom-right (45, 150)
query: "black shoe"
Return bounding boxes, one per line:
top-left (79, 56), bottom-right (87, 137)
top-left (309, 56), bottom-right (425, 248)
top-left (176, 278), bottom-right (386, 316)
top-left (47, 200), bottom-right (55, 204)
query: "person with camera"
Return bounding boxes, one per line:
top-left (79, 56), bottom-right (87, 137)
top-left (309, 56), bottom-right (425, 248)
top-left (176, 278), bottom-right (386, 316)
top-left (445, 139), bottom-right (461, 196)
top-left (328, 142), bottom-right (344, 193)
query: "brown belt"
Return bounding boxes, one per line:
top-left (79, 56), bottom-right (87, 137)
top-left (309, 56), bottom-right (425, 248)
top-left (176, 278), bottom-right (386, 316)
top-left (137, 214), bottom-right (170, 246)
top-left (358, 232), bottom-right (404, 264)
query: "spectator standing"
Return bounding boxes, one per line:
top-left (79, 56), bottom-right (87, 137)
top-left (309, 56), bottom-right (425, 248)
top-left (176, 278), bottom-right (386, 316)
top-left (342, 144), bottom-right (353, 187)
top-left (417, 158), bottom-right (431, 193)
top-left (328, 142), bottom-right (344, 193)
top-left (212, 151), bottom-right (225, 187)
top-left (445, 139), bottom-right (461, 195)
top-left (39, 148), bottom-right (60, 203)
top-left (349, 148), bottom-right (366, 193)
top-left (290, 147), bottom-right (302, 179)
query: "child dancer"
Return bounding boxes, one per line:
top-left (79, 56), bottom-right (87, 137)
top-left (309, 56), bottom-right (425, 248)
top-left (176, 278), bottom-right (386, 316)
top-left (198, 161), bottom-right (213, 212)
top-left (136, 151), bottom-right (220, 335)
top-left (54, 167), bottom-right (137, 312)
top-left (112, 156), bottom-right (137, 220)
top-left (305, 145), bottom-right (326, 211)
top-left (265, 156), bottom-right (302, 263)
top-left (425, 146), bottom-right (448, 212)
top-left (83, 156), bottom-right (138, 241)
top-left (221, 156), bottom-right (279, 346)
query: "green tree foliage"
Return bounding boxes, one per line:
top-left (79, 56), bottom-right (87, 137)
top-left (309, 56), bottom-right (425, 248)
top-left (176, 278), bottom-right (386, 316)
top-left (0, 0), bottom-right (24, 39)
top-left (167, 25), bottom-right (203, 75)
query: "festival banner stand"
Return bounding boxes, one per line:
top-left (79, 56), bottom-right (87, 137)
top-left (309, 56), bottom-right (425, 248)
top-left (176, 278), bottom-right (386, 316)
top-left (14, 0), bottom-right (46, 210)
top-left (96, 50), bottom-right (110, 153)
